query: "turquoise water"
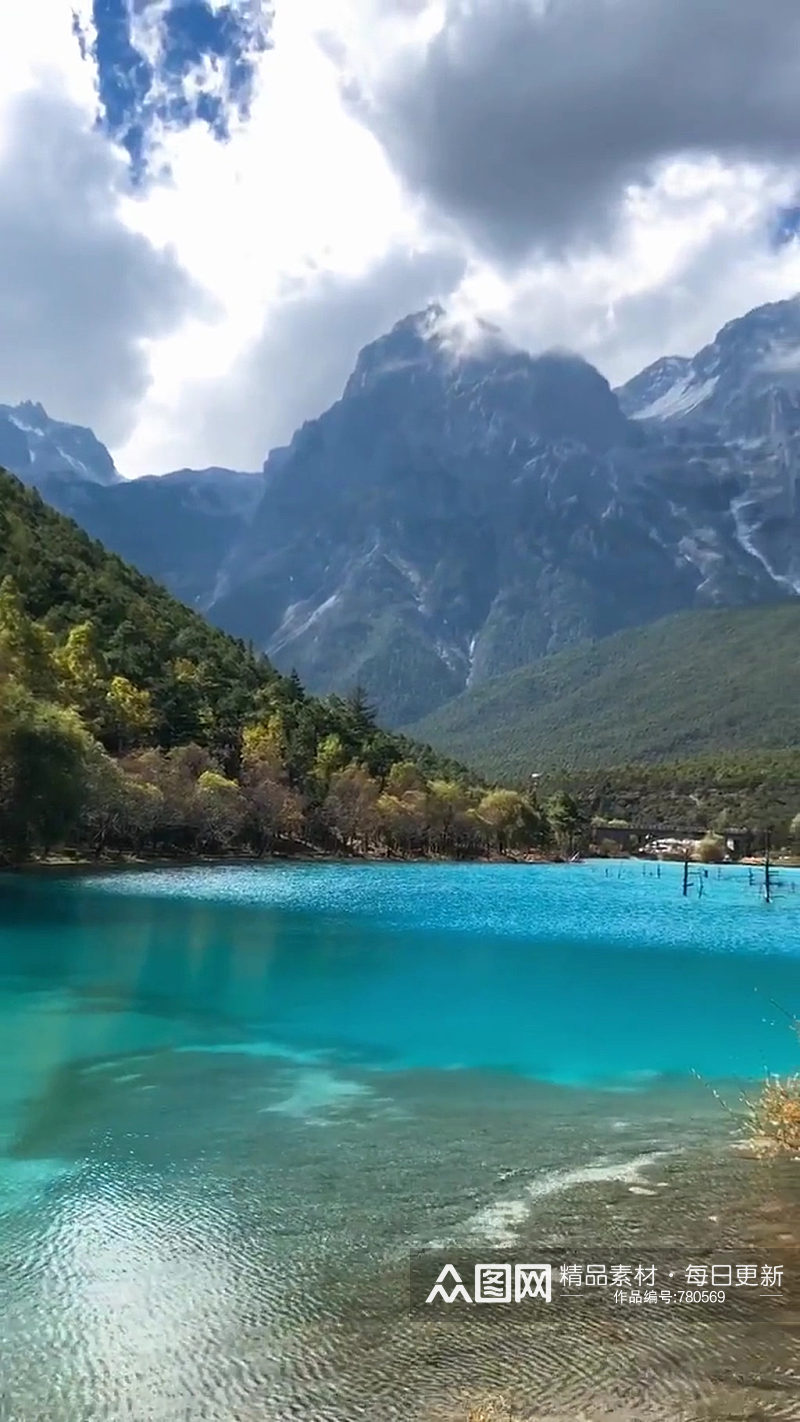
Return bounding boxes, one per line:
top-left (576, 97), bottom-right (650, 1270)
top-left (1, 860), bottom-right (800, 1420)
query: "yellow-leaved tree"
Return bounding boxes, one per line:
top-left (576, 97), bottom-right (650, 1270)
top-left (312, 732), bottom-right (347, 788)
top-left (0, 576), bottom-right (58, 698)
top-left (241, 711), bottom-right (286, 771)
top-left (54, 621), bottom-right (109, 731)
top-left (105, 675), bottom-right (155, 753)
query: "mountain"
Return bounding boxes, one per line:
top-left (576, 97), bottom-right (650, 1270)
top-left (0, 400), bottom-right (120, 488)
top-left (205, 303), bottom-right (800, 722)
top-left (5, 293), bottom-right (800, 729)
top-left (47, 467), bottom-right (267, 610)
top-left (0, 404), bottom-right (266, 611)
top-left (617, 295), bottom-right (800, 596)
top-left (618, 295), bottom-right (800, 434)
top-left (207, 311), bottom-right (659, 722)
top-left (404, 602), bottom-right (800, 781)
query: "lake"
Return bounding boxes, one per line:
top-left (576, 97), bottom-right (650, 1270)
top-left (1, 860), bottom-right (799, 1420)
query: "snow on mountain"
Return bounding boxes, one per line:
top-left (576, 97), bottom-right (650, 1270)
top-left (0, 401), bottom-right (121, 486)
top-left (632, 374), bottom-right (719, 422)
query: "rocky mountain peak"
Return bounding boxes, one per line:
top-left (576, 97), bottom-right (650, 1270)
top-left (342, 306), bottom-right (446, 398)
top-left (0, 399), bottom-right (121, 486)
top-left (618, 294), bottom-right (800, 427)
top-left (341, 306), bottom-right (629, 453)
top-left (14, 400), bottom-right (48, 425)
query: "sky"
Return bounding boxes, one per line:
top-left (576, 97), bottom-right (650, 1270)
top-left (2, 0), bottom-right (800, 477)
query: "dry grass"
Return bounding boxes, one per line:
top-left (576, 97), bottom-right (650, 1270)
top-left (464, 1401), bottom-right (515, 1422)
top-left (746, 1010), bottom-right (800, 1157)
top-left (748, 1074), bottom-right (800, 1158)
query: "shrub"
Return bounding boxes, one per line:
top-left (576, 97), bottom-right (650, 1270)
top-left (694, 833), bottom-right (726, 863)
top-left (748, 1075), bottom-right (800, 1158)
top-left (748, 1014), bottom-right (800, 1158)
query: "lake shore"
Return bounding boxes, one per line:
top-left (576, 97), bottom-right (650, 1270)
top-left (8, 846), bottom-right (799, 876)
top-left (3, 845), bottom-right (562, 874)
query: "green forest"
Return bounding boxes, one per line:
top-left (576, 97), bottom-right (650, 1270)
top-left (538, 750), bottom-right (800, 847)
top-left (408, 602), bottom-right (800, 778)
top-left (0, 469), bottom-right (552, 863)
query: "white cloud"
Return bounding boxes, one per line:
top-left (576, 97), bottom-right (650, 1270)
top-left (449, 158), bottom-right (800, 383)
top-left (126, 243), bottom-right (463, 473)
top-left (0, 0), bottom-right (799, 477)
top-left (113, 0), bottom-right (451, 473)
top-left (0, 0), bottom-right (93, 118)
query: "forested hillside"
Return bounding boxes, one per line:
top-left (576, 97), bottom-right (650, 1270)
top-left (407, 603), bottom-right (800, 779)
top-left (537, 751), bottom-right (800, 845)
top-left (0, 469), bottom-right (549, 862)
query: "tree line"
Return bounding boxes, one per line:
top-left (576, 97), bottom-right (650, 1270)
top-left (0, 575), bottom-right (571, 864)
top-left (537, 753), bottom-right (800, 851)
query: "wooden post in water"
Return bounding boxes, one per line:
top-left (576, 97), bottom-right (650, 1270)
top-left (764, 827), bottom-right (772, 904)
top-left (683, 849), bottom-right (690, 897)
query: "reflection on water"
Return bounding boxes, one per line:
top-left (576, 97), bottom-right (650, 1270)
top-left (0, 862), bottom-right (799, 1420)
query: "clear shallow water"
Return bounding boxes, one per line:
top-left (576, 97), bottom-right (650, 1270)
top-left (1, 861), bottom-right (799, 1421)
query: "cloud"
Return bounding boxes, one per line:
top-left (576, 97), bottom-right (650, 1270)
top-left (446, 159), bottom-right (800, 384)
top-left (118, 244), bottom-right (464, 473)
top-left (348, 0), bottom-right (800, 261)
top-left (3, 0), bottom-right (800, 480)
top-left (0, 86), bottom-right (205, 444)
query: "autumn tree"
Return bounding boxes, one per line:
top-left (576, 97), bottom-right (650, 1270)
top-left (244, 770), bottom-right (303, 854)
top-left (105, 675), bottom-right (155, 753)
top-left (241, 712), bottom-right (286, 772)
top-left (385, 761), bottom-right (426, 797)
top-left (313, 732), bottom-right (348, 789)
top-left (81, 745), bottom-right (162, 856)
top-left (0, 576), bottom-right (58, 698)
top-left (376, 787), bottom-right (428, 856)
top-left (54, 621), bottom-right (109, 730)
top-left (425, 779), bottom-right (477, 855)
top-left (477, 789), bottom-right (527, 854)
top-left (195, 770), bottom-right (246, 851)
top-left (240, 712), bottom-right (302, 853)
top-left (324, 764), bottom-right (380, 852)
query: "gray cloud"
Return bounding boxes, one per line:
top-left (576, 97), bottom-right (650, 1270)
top-left (354, 0), bottom-right (800, 259)
top-left (172, 245), bottom-right (464, 471)
top-left (0, 88), bottom-right (205, 444)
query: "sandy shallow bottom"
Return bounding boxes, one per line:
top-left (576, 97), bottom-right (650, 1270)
top-left (1, 1053), bottom-right (799, 1422)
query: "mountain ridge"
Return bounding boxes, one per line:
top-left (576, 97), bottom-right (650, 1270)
top-left (3, 294), bottom-right (800, 725)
